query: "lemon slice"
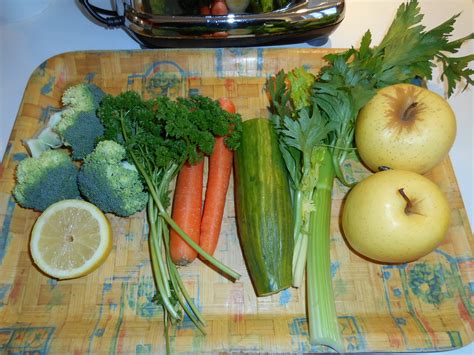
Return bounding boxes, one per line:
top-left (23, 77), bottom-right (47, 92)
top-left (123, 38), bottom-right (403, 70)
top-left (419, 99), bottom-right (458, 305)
top-left (30, 199), bottom-right (112, 279)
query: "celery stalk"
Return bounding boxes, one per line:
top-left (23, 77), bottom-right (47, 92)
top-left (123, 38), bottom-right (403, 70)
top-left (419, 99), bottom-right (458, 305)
top-left (307, 147), bottom-right (343, 352)
top-left (267, 0), bottom-right (473, 350)
top-left (291, 190), bottom-right (307, 287)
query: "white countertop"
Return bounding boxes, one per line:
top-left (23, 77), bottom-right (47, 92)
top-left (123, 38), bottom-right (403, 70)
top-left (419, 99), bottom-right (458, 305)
top-left (0, 0), bottom-right (472, 353)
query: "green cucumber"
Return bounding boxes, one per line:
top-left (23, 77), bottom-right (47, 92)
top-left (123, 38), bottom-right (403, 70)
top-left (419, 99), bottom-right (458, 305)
top-left (234, 118), bottom-right (293, 296)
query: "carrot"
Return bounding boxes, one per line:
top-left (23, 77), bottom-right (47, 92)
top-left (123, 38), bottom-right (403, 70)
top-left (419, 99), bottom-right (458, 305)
top-left (216, 97), bottom-right (236, 115)
top-left (199, 98), bottom-right (236, 258)
top-left (170, 160), bottom-right (204, 266)
top-left (200, 5), bottom-right (211, 15)
top-left (211, 0), bottom-right (228, 15)
top-left (212, 31), bottom-right (229, 38)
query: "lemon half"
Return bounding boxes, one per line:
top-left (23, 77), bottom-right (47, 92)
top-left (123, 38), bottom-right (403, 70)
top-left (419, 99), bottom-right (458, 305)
top-left (30, 199), bottom-right (112, 279)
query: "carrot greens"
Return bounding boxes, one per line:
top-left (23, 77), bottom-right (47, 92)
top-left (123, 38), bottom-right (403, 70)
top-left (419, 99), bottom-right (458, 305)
top-left (266, 0), bottom-right (473, 350)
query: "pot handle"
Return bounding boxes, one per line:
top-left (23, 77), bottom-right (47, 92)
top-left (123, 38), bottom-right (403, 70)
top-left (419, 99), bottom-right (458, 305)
top-left (78, 0), bottom-right (125, 27)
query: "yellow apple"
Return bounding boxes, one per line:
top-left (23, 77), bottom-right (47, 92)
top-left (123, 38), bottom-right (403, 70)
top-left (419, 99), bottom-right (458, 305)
top-left (355, 83), bottom-right (456, 174)
top-left (341, 169), bottom-right (450, 263)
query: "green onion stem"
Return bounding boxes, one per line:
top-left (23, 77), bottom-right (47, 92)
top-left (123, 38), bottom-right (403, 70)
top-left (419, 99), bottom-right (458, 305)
top-left (170, 264), bottom-right (207, 332)
top-left (157, 169), bottom-right (207, 332)
top-left (164, 309), bottom-right (170, 355)
top-left (307, 147), bottom-right (343, 352)
top-left (147, 199), bottom-right (180, 320)
top-left (162, 218), bottom-right (207, 333)
top-left (148, 198), bottom-right (172, 299)
top-left (163, 225), bottom-right (206, 326)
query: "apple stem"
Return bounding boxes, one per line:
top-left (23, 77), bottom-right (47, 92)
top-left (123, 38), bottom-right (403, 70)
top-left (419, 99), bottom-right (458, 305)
top-left (402, 102), bottom-right (418, 121)
top-left (398, 188), bottom-right (413, 215)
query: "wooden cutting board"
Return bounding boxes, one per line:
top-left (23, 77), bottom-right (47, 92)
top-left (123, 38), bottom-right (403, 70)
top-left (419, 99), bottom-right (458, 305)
top-left (0, 48), bottom-right (472, 353)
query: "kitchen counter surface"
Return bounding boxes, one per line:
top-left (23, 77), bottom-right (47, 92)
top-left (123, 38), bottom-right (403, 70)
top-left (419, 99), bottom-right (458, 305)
top-left (0, 1), bottom-right (472, 353)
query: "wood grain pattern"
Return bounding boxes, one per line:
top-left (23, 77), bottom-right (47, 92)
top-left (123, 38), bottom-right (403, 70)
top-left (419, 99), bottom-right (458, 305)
top-left (0, 49), bottom-right (472, 354)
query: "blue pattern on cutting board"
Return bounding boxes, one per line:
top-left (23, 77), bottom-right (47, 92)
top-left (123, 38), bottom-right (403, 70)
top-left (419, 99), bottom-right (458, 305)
top-left (0, 197), bottom-right (16, 265)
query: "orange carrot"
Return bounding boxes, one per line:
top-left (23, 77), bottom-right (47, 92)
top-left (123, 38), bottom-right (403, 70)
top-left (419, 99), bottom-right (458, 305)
top-left (211, 0), bottom-right (228, 15)
top-left (199, 98), bottom-right (236, 258)
top-left (170, 160), bottom-right (204, 266)
top-left (216, 97), bottom-right (236, 115)
top-left (200, 5), bottom-right (211, 15)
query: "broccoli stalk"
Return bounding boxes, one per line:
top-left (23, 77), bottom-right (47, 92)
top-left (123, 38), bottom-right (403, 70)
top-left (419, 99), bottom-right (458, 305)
top-left (98, 91), bottom-right (242, 339)
top-left (13, 150), bottom-right (80, 211)
top-left (55, 83), bottom-right (106, 160)
top-left (23, 111), bottom-right (63, 158)
top-left (78, 140), bottom-right (148, 217)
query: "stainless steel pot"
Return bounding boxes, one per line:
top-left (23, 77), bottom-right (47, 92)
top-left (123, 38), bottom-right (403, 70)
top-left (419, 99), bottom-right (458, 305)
top-left (79, 0), bottom-right (345, 47)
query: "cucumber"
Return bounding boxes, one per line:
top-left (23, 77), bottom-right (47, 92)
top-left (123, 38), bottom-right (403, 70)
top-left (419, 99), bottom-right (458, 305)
top-left (234, 118), bottom-right (293, 296)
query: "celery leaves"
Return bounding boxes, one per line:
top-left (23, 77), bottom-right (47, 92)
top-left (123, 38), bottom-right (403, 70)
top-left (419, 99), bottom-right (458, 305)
top-left (266, 0), bottom-right (472, 351)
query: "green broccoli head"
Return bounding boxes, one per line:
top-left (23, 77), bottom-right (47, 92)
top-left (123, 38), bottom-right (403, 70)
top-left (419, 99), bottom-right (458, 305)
top-left (61, 111), bottom-right (105, 160)
top-left (61, 83), bottom-right (105, 112)
top-left (55, 108), bottom-right (77, 136)
top-left (78, 140), bottom-right (148, 217)
top-left (13, 150), bottom-right (80, 211)
top-left (56, 83), bottom-right (105, 137)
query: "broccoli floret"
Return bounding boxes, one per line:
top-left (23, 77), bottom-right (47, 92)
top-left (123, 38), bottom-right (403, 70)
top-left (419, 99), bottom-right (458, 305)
top-left (55, 83), bottom-right (106, 159)
top-left (62, 111), bottom-right (105, 160)
top-left (78, 140), bottom-right (148, 217)
top-left (13, 150), bottom-right (80, 211)
top-left (61, 83), bottom-right (105, 113)
top-left (57, 83), bottom-right (105, 133)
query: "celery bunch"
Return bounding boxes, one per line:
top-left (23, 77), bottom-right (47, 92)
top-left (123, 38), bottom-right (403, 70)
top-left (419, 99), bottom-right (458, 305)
top-left (266, 0), bottom-right (473, 351)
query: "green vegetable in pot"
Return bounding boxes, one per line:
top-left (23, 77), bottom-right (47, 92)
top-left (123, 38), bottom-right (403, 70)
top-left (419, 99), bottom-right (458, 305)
top-left (249, 0), bottom-right (290, 13)
top-left (147, 0), bottom-right (166, 14)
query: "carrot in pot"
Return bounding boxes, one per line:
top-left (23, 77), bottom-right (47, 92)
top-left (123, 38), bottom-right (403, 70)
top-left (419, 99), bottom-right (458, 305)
top-left (211, 0), bottom-right (228, 15)
top-left (200, 5), bottom-right (211, 15)
top-left (170, 160), bottom-right (205, 266)
top-left (199, 98), bottom-right (236, 258)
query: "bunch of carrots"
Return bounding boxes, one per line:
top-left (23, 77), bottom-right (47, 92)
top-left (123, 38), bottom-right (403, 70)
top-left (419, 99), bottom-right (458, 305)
top-left (170, 98), bottom-right (236, 265)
